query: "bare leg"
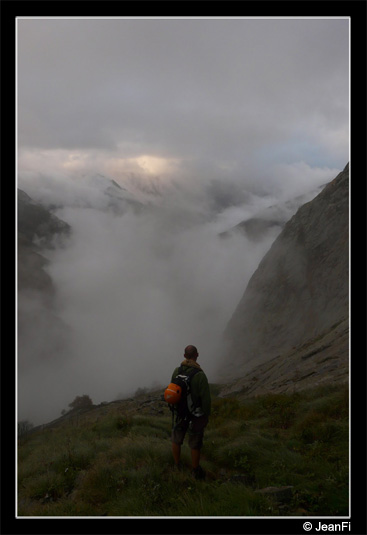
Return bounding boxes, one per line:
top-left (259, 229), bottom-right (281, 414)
top-left (172, 442), bottom-right (181, 465)
top-left (191, 448), bottom-right (200, 469)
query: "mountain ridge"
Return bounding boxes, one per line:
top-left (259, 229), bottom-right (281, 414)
top-left (219, 183), bottom-right (326, 242)
top-left (221, 164), bottom-right (349, 385)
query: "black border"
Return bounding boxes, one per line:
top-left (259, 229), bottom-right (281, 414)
top-left (2, 1), bottom-right (366, 534)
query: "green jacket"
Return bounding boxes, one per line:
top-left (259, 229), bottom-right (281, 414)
top-left (171, 360), bottom-right (211, 418)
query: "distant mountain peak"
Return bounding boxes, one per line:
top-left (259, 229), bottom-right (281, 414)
top-left (220, 182), bottom-right (326, 242)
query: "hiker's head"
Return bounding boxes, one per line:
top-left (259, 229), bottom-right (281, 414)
top-left (184, 345), bottom-right (199, 361)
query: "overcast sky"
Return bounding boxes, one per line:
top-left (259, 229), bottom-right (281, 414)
top-left (17, 16), bottom-right (349, 198)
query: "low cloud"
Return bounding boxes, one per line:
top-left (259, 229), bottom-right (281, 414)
top-left (17, 170), bottom-right (293, 425)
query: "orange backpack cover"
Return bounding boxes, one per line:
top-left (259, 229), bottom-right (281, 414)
top-left (164, 382), bottom-right (182, 404)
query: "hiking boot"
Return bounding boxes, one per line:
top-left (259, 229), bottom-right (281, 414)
top-left (191, 465), bottom-right (206, 480)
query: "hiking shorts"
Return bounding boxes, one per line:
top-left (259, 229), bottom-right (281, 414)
top-left (172, 415), bottom-right (209, 450)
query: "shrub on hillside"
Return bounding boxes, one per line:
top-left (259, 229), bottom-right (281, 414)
top-left (18, 420), bottom-right (34, 437)
top-left (68, 395), bottom-right (93, 411)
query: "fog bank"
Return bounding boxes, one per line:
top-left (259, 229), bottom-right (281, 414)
top-left (18, 171), bottom-right (292, 425)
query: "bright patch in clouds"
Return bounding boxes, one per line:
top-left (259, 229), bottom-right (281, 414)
top-left (106, 154), bottom-right (182, 188)
top-left (134, 155), bottom-right (176, 175)
top-left (19, 148), bottom-right (181, 184)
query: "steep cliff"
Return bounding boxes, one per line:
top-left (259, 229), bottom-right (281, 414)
top-left (18, 188), bottom-right (71, 296)
top-left (17, 189), bottom-right (71, 368)
top-left (222, 164), bottom-right (349, 382)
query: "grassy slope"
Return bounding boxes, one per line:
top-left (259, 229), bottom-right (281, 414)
top-left (17, 383), bottom-right (349, 517)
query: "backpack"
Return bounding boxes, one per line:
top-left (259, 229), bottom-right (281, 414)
top-left (164, 366), bottom-right (202, 421)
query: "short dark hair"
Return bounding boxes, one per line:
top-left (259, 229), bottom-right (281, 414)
top-left (184, 345), bottom-right (198, 359)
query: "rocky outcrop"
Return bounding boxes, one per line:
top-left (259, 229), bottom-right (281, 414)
top-left (219, 317), bottom-right (348, 397)
top-left (18, 188), bottom-right (70, 248)
top-left (222, 164), bottom-right (349, 381)
top-left (18, 188), bottom-right (71, 295)
top-left (17, 189), bottom-right (72, 367)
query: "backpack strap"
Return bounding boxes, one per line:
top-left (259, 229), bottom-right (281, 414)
top-left (176, 366), bottom-right (202, 379)
top-left (186, 367), bottom-right (202, 383)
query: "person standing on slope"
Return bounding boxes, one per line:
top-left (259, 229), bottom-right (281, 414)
top-left (170, 345), bottom-right (211, 480)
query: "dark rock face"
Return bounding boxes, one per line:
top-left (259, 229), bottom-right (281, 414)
top-left (17, 189), bottom-right (72, 368)
top-left (223, 164), bottom-right (349, 379)
top-left (18, 189), bottom-right (71, 248)
top-left (18, 189), bottom-right (71, 295)
top-left (219, 317), bottom-right (349, 396)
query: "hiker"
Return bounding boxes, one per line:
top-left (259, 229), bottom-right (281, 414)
top-left (170, 345), bottom-right (211, 480)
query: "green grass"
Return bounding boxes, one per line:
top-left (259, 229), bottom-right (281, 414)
top-left (17, 383), bottom-right (349, 517)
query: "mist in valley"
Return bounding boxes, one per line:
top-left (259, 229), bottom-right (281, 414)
top-left (17, 170), bottom-right (292, 426)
